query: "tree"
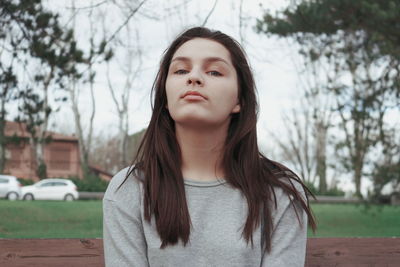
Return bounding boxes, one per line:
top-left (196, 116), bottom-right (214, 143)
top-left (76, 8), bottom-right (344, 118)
top-left (256, 0), bottom-right (400, 198)
top-left (105, 25), bottom-right (142, 169)
top-left (268, 47), bottom-right (335, 194)
top-left (90, 131), bottom-right (121, 175)
top-left (0, 65), bottom-right (18, 173)
top-left (89, 128), bottom-right (145, 174)
top-left (1, 0), bottom-right (86, 178)
top-left (270, 107), bottom-right (316, 186)
top-left (66, 0), bottom-right (113, 177)
top-left (62, 0), bottom-right (147, 174)
top-left (0, 2), bottom-right (23, 173)
top-left (370, 125), bottom-right (400, 199)
top-left (271, 95), bottom-right (333, 194)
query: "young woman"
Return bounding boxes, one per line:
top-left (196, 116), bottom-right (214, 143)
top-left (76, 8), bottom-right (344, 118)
top-left (103, 27), bottom-right (317, 267)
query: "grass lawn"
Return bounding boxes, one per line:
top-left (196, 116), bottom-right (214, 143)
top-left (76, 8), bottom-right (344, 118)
top-left (0, 200), bottom-right (102, 238)
top-left (0, 200), bottom-right (399, 238)
top-left (308, 203), bottom-right (400, 238)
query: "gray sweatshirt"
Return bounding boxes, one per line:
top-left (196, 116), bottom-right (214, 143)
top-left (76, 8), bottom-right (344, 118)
top-left (103, 168), bottom-right (308, 267)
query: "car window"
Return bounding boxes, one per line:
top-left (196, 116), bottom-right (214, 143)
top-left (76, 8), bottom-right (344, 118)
top-left (0, 178), bottom-right (8, 183)
top-left (39, 182), bottom-right (53, 187)
top-left (53, 182), bottom-right (68, 186)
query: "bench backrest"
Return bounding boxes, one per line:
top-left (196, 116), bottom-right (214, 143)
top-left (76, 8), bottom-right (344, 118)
top-left (1, 238), bottom-right (400, 266)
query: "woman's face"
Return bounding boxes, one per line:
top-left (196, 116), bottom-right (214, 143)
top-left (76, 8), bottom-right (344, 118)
top-left (165, 38), bottom-right (240, 129)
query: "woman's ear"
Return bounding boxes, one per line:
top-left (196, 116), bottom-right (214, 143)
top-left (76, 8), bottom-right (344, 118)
top-left (231, 103), bottom-right (240, 113)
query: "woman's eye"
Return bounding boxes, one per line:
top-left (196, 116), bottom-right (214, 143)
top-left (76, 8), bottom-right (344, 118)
top-left (174, 69), bottom-right (188, 75)
top-left (207, 71), bottom-right (222, 76)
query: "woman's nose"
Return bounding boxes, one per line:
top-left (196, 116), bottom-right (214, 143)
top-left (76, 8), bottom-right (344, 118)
top-left (186, 71), bottom-right (203, 86)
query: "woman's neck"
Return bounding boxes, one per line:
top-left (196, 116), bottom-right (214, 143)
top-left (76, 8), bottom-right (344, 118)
top-left (175, 123), bottom-right (228, 182)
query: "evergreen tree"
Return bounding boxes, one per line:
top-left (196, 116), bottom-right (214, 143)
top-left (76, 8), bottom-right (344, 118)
top-left (1, 0), bottom-right (86, 178)
top-left (256, 0), bottom-right (400, 198)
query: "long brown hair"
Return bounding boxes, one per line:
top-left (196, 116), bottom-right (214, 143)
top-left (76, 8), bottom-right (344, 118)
top-left (122, 27), bottom-right (317, 252)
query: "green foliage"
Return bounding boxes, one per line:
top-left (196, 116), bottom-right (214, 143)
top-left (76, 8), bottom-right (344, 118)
top-left (0, 0), bottom-right (112, 177)
top-left (325, 186), bottom-right (345, 197)
top-left (37, 162), bottom-right (47, 179)
top-left (18, 178), bottom-right (34, 186)
top-left (304, 181), bottom-right (318, 195)
top-left (372, 162), bottom-right (400, 189)
top-left (256, 0), bottom-right (400, 101)
top-left (305, 181), bottom-right (345, 196)
top-left (369, 160), bottom-right (400, 202)
top-left (0, 47), bottom-right (19, 172)
top-left (256, 0), bottom-right (400, 94)
top-left (69, 174), bottom-right (109, 192)
top-left (256, 0), bottom-right (400, 198)
top-left (257, 0), bottom-right (400, 56)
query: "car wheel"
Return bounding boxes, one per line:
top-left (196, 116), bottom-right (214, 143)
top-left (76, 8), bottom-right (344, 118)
top-left (24, 194), bottom-right (34, 201)
top-left (7, 192), bottom-right (19, 201)
top-left (64, 194), bottom-right (75, 201)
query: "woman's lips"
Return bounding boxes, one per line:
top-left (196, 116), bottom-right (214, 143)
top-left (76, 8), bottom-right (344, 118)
top-left (181, 90), bottom-right (207, 100)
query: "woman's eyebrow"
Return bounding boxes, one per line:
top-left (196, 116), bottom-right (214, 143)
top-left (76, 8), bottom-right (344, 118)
top-left (171, 56), bottom-right (230, 66)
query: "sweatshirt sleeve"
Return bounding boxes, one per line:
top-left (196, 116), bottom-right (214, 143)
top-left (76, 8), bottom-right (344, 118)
top-left (261, 183), bottom-right (308, 267)
top-left (103, 168), bottom-right (149, 267)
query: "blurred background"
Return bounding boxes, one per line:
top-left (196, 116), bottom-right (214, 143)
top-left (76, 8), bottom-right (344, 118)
top-left (0, 0), bottom-right (399, 239)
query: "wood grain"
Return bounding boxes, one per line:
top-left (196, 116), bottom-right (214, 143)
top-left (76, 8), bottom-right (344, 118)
top-left (1, 238), bottom-right (399, 266)
top-left (306, 238), bottom-right (400, 267)
top-left (0, 239), bottom-right (104, 267)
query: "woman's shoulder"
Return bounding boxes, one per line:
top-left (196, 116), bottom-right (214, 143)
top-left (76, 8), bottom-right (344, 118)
top-left (262, 160), bottom-right (309, 225)
top-left (103, 166), bottom-right (144, 202)
top-left (264, 159), bottom-right (307, 202)
top-left (272, 175), bottom-right (307, 205)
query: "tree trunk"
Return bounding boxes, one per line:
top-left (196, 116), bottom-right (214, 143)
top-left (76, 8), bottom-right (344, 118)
top-left (0, 120), bottom-right (5, 173)
top-left (31, 69), bottom-right (52, 179)
top-left (69, 79), bottom-right (91, 178)
top-left (30, 137), bottom-right (47, 179)
top-left (68, 1), bottom-right (95, 178)
top-left (316, 122), bottom-right (328, 194)
top-left (37, 142), bottom-right (47, 179)
top-left (354, 163), bottom-right (363, 199)
top-left (118, 113), bottom-right (129, 168)
top-left (0, 99), bottom-right (6, 173)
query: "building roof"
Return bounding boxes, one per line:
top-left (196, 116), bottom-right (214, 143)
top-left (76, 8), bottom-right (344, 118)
top-left (5, 121), bottom-right (78, 142)
top-left (89, 164), bottom-right (113, 180)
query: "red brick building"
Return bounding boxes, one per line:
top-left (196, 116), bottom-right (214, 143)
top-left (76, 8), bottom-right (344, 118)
top-left (3, 121), bottom-right (112, 181)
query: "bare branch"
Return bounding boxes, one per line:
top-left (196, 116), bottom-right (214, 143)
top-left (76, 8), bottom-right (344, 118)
top-left (105, 0), bottom-right (147, 45)
top-left (65, 0), bottom-right (108, 10)
top-left (201, 0), bottom-right (218, 27)
top-left (238, 0), bottom-right (244, 44)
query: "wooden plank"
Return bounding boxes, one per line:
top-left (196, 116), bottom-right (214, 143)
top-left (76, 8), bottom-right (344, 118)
top-left (306, 238), bottom-right (400, 266)
top-left (310, 196), bottom-right (361, 204)
top-left (0, 239), bottom-right (104, 267)
top-left (1, 238), bottom-right (400, 266)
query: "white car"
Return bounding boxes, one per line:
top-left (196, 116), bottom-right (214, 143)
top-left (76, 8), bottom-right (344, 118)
top-left (0, 175), bottom-right (22, 200)
top-left (21, 178), bottom-right (79, 201)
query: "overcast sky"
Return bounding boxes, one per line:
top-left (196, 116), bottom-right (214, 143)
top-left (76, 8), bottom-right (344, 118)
top-left (47, 0), bottom-right (302, 145)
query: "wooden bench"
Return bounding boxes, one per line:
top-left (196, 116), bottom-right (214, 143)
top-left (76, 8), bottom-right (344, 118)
top-left (1, 238), bottom-right (399, 266)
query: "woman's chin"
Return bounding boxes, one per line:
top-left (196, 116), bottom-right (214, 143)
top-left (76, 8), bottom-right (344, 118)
top-left (173, 116), bottom-right (230, 130)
